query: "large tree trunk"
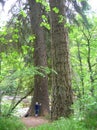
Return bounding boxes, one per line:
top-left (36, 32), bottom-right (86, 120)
top-left (49, 0), bottom-right (73, 120)
top-left (26, 0), bottom-right (49, 116)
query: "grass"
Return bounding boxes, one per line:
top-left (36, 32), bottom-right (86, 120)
top-left (0, 116), bottom-right (27, 130)
top-left (0, 115), bottom-right (96, 130)
top-left (29, 117), bottom-right (88, 130)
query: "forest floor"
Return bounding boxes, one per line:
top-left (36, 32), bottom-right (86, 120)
top-left (21, 116), bottom-right (49, 129)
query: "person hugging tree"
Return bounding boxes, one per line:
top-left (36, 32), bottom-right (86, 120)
top-left (35, 102), bottom-right (41, 117)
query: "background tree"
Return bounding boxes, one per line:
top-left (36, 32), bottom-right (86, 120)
top-left (69, 15), bottom-right (97, 112)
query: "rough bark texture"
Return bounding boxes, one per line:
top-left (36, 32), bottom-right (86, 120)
top-left (26, 0), bottom-right (49, 116)
top-left (49, 0), bottom-right (73, 120)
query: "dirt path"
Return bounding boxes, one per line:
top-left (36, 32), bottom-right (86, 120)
top-left (21, 117), bottom-right (49, 129)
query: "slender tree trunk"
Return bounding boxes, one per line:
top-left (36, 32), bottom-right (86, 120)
top-left (49, 0), bottom-right (73, 120)
top-left (82, 30), bottom-right (94, 96)
top-left (26, 0), bottom-right (49, 116)
top-left (77, 42), bottom-right (84, 96)
top-left (76, 41), bottom-right (85, 111)
top-left (87, 38), bottom-right (94, 96)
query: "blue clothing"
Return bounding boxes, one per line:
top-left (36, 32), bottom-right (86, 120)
top-left (35, 103), bottom-right (40, 115)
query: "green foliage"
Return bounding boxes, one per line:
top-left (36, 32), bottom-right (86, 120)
top-left (52, 7), bottom-right (59, 14)
top-left (0, 27), bottom-right (7, 44)
top-left (69, 16), bottom-right (97, 96)
top-left (82, 96), bottom-right (97, 129)
top-left (40, 15), bottom-right (51, 30)
top-left (0, 49), bottom-right (54, 96)
top-left (58, 15), bottom-right (64, 23)
top-left (20, 10), bottom-right (27, 18)
top-left (28, 35), bottom-right (36, 42)
top-left (29, 117), bottom-right (87, 130)
top-left (0, 116), bottom-right (26, 130)
top-left (36, 0), bottom-right (50, 12)
top-left (72, 94), bottom-right (97, 129)
top-left (1, 102), bottom-right (13, 116)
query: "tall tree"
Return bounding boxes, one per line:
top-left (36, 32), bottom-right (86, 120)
top-left (49, 0), bottom-right (73, 120)
top-left (26, 0), bottom-right (49, 116)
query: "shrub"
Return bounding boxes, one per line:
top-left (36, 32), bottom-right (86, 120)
top-left (73, 94), bottom-right (97, 129)
top-left (83, 98), bottom-right (97, 129)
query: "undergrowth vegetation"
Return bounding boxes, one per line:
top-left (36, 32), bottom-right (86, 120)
top-left (0, 116), bottom-right (26, 130)
top-left (29, 96), bottom-right (97, 130)
top-left (29, 117), bottom-right (86, 130)
top-left (0, 95), bottom-right (97, 130)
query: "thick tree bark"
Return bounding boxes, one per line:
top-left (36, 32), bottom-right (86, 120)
top-left (26, 0), bottom-right (49, 116)
top-left (49, 0), bottom-right (73, 120)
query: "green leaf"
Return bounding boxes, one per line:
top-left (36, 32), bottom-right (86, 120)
top-left (52, 7), bottom-right (59, 14)
top-left (40, 22), bottom-right (51, 30)
top-left (58, 15), bottom-right (64, 23)
top-left (42, 15), bottom-right (48, 21)
top-left (20, 10), bottom-right (27, 18)
top-left (28, 35), bottom-right (36, 42)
